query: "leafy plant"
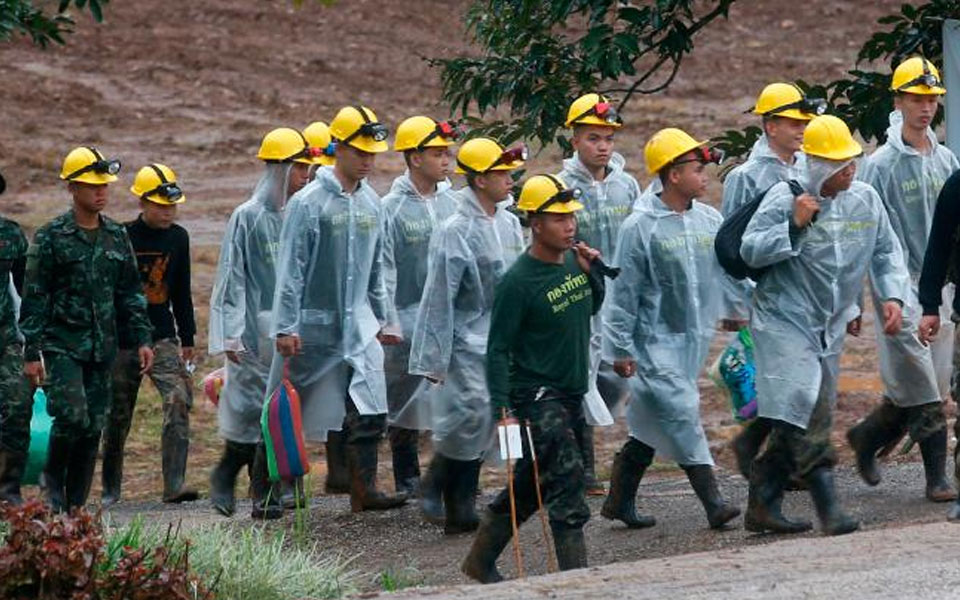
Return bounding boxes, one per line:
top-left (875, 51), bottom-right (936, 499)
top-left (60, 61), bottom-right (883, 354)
top-left (0, 0), bottom-right (109, 48)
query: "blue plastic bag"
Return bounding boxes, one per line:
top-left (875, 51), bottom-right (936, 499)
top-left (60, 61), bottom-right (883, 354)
top-left (708, 328), bottom-right (758, 423)
top-left (22, 388), bottom-right (52, 485)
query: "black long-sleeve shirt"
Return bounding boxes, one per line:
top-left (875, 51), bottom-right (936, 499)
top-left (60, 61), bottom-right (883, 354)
top-left (919, 168), bottom-right (960, 317)
top-left (123, 216), bottom-right (196, 347)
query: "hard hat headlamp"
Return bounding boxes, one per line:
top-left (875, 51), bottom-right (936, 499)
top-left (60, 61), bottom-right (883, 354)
top-left (142, 164), bottom-right (183, 202)
top-left (493, 145), bottom-right (528, 168)
top-left (533, 175), bottom-right (582, 213)
top-left (897, 59), bottom-right (942, 91)
top-left (416, 120), bottom-right (464, 151)
top-left (342, 106), bottom-right (390, 146)
top-left (322, 141), bottom-right (337, 157)
top-left (570, 98), bottom-right (623, 126)
top-left (672, 146), bottom-right (725, 167)
top-left (65, 147), bottom-right (121, 181)
top-left (765, 96), bottom-right (827, 118)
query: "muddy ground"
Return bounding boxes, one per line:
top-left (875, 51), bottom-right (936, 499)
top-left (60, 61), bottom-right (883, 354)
top-left (3, 0), bottom-right (957, 594)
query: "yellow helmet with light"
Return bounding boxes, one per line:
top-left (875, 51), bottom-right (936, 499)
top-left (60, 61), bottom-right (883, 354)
top-left (801, 115), bottom-right (863, 161)
top-left (752, 83), bottom-right (826, 121)
top-left (565, 93), bottom-right (623, 128)
top-left (891, 56), bottom-right (946, 95)
top-left (394, 116), bottom-right (462, 152)
top-left (130, 163), bottom-right (185, 205)
top-left (455, 138), bottom-right (526, 174)
top-left (517, 174), bottom-right (584, 214)
top-left (257, 127), bottom-right (319, 164)
top-left (329, 106), bottom-right (390, 153)
top-left (60, 146), bottom-right (120, 184)
top-left (644, 128), bottom-right (711, 175)
top-left (303, 121), bottom-right (336, 166)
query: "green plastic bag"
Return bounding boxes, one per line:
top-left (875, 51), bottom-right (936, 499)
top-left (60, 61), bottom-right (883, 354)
top-left (22, 387), bottom-right (52, 485)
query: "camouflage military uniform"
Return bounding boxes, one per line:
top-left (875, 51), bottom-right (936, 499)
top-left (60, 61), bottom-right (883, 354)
top-left (0, 217), bottom-right (29, 456)
top-left (19, 209), bottom-right (151, 511)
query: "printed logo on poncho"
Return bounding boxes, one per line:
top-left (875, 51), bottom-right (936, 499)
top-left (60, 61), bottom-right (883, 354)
top-left (546, 272), bottom-right (591, 314)
top-left (329, 211), bottom-right (378, 231)
top-left (576, 205), bottom-right (632, 231)
top-left (900, 174), bottom-right (948, 204)
top-left (656, 232), bottom-right (715, 252)
top-left (399, 218), bottom-right (435, 243)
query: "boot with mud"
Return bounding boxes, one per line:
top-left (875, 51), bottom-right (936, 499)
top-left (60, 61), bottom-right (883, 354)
top-left (683, 464), bottom-right (741, 529)
top-left (461, 509), bottom-right (514, 584)
top-left (347, 442), bottom-right (408, 512)
top-left (732, 418), bottom-right (771, 479)
top-left (65, 435), bottom-right (100, 512)
top-left (324, 430), bottom-right (350, 494)
top-left (805, 466), bottom-right (859, 536)
top-left (600, 438), bottom-right (656, 528)
top-left (443, 459), bottom-right (481, 535)
top-left (551, 524), bottom-right (588, 571)
top-left (580, 426), bottom-right (605, 496)
top-left (388, 426), bottom-right (421, 497)
top-left (846, 399), bottom-right (905, 486)
top-left (280, 477), bottom-right (308, 509)
top-left (917, 428), bottom-right (956, 502)
top-left (209, 440), bottom-right (256, 517)
top-left (161, 434), bottom-right (199, 503)
top-left (744, 450), bottom-right (812, 534)
top-left (100, 427), bottom-right (125, 508)
top-left (0, 449), bottom-right (26, 505)
top-left (420, 453), bottom-right (450, 525)
top-left (42, 435), bottom-right (72, 513)
top-left (250, 443), bottom-right (283, 520)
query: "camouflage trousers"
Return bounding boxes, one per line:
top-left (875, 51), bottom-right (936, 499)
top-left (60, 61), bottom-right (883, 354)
top-left (104, 339), bottom-right (193, 467)
top-left (0, 341), bottom-right (32, 454)
top-left (489, 393), bottom-right (591, 530)
top-left (45, 351), bottom-right (112, 439)
top-left (755, 387), bottom-right (837, 480)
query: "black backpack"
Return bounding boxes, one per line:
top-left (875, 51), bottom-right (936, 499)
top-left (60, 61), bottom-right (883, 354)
top-left (715, 179), bottom-right (804, 281)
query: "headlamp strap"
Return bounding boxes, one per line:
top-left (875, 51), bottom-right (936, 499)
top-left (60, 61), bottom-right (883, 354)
top-left (148, 164), bottom-right (169, 185)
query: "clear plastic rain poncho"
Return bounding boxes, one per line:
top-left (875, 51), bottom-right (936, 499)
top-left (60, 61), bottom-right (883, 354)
top-left (408, 187), bottom-right (523, 461)
top-left (380, 172), bottom-right (458, 429)
top-left (560, 152), bottom-right (640, 423)
top-left (269, 166), bottom-right (395, 442)
top-left (859, 111), bottom-right (960, 406)
top-left (720, 134), bottom-right (807, 320)
top-left (742, 157), bottom-right (910, 429)
top-left (208, 163), bottom-right (291, 443)
top-left (602, 189), bottom-right (731, 466)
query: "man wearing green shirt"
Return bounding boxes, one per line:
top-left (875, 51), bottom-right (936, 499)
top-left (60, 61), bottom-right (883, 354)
top-left (462, 174), bottom-right (603, 583)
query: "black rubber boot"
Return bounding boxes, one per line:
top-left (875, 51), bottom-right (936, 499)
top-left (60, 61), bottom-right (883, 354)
top-left (280, 477), bottom-right (308, 509)
top-left (744, 447), bottom-right (812, 534)
top-left (600, 438), bottom-right (656, 528)
top-left (947, 499), bottom-right (960, 522)
top-left (917, 428), bottom-right (957, 502)
top-left (250, 443), bottom-right (283, 520)
top-left (100, 428), bottom-right (125, 508)
top-left (732, 419), bottom-right (771, 479)
top-left (846, 400), bottom-right (905, 486)
top-left (420, 453), bottom-right (449, 525)
top-left (682, 464), bottom-right (741, 529)
top-left (444, 459), bottom-right (481, 535)
top-left (461, 509), bottom-right (514, 584)
top-left (209, 441), bottom-right (256, 517)
top-left (580, 426), bottom-right (605, 496)
top-left (65, 435), bottom-right (100, 512)
top-left (388, 426), bottom-right (421, 497)
top-left (347, 442), bottom-right (407, 512)
top-left (0, 449), bottom-right (26, 505)
top-left (161, 432), bottom-right (199, 504)
top-left (324, 430), bottom-right (350, 494)
top-left (42, 435), bottom-right (72, 513)
top-left (551, 524), bottom-right (588, 571)
top-left (805, 467), bottom-right (859, 536)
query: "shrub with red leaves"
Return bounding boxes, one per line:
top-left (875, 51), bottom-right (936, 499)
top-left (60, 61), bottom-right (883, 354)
top-left (0, 500), bottom-right (213, 600)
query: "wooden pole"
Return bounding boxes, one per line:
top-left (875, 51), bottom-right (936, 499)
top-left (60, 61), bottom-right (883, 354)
top-left (526, 420), bottom-right (557, 573)
top-left (503, 409), bottom-right (524, 578)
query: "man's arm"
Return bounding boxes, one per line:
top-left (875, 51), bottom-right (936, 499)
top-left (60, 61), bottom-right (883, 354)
top-left (486, 274), bottom-right (524, 414)
top-left (271, 196), bottom-right (314, 339)
top-left (19, 229), bottom-right (53, 362)
top-left (602, 216), bottom-right (648, 363)
top-left (208, 211), bottom-right (248, 355)
top-left (919, 171), bottom-right (960, 315)
top-left (114, 232), bottom-right (153, 349)
top-left (171, 227), bottom-right (196, 349)
top-left (741, 183), bottom-right (810, 269)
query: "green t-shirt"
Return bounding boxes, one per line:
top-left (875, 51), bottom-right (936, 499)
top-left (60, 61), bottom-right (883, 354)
top-left (486, 249), bottom-right (599, 411)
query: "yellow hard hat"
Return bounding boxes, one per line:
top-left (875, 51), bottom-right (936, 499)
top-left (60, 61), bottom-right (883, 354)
top-left (60, 146), bottom-right (120, 184)
top-left (394, 116), bottom-right (461, 152)
top-left (752, 83), bottom-right (825, 121)
top-left (644, 128), bottom-right (707, 175)
top-left (565, 93), bottom-right (623, 128)
top-left (455, 138), bottom-right (526, 174)
top-left (303, 121), bottom-right (336, 166)
top-left (330, 106), bottom-right (389, 153)
top-left (517, 174), bottom-right (584, 214)
top-left (257, 127), bottom-right (317, 164)
top-left (130, 163), bottom-right (185, 205)
top-left (801, 115), bottom-right (863, 161)
top-left (891, 56), bottom-right (946, 95)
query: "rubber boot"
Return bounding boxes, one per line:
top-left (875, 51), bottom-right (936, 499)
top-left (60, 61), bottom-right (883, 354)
top-left (420, 453), bottom-right (449, 525)
top-left (580, 426), bottom-right (605, 496)
top-left (744, 448), bottom-right (812, 534)
top-left (250, 443), bottom-right (283, 520)
top-left (461, 509), bottom-right (514, 584)
top-left (65, 435), bottom-right (100, 512)
top-left (846, 400), bottom-right (905, 486)
top-left (161, 432), bottom-right (199, 503)
top-left (732, 419), bottom-right (771, 479)
top-left (42, 435), bottom-right (72, 513)
top-left (805, 467), bottom-right (859, 536)
top-left (947, 499), bottom-right (960, 522)
top-left (918, 428), bottom-right (957, 502)
top-left (0, 449), bottom-right (26, 505)
top-left (444, 459), bottom-right (481, 535)
top-left (600, 438), bottom-right (656, 528)
top-left (347, 442), bottom-right (407, 512)
top-left (551, 525), bottom-right (588, 571)
top-left (100, 428), bottom-right (125, 508)
top-left (682, 464), bottom-right (741, 529)
top-left (280, 477), bottom-right (308, 509)
top-left (324, 430), bottom-right (350, 494)
top-left (209, 441), bottom-right (256, 517)
top-left (388, 426), bottom-right (421, 497)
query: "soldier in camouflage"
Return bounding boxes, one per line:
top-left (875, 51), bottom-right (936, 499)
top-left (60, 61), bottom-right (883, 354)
top-left (19, 147), bottom-right (154, 512)
top-left (0, 168), bottom-right (33, 505)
